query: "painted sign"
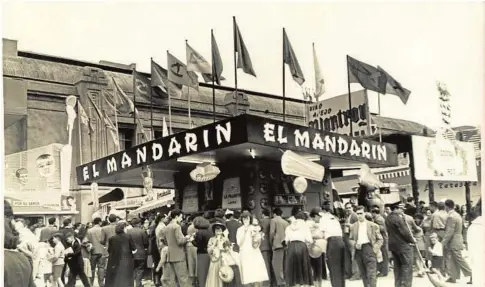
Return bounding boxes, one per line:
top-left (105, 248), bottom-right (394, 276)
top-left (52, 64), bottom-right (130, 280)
top-left (307, 90), bottom-right (370, 136)
top-left (249, 117), bottom-right (397, 166)
top-left (76, 115), bottom-right (398, 185)
top-left (412, 135), bottom-right (478, 181)
top-left (4, 143), bottom-right (72, 213)
top-left (222, 177), bottom-right (242, 209)
top-left (182, 184), bottom-right (199, 213)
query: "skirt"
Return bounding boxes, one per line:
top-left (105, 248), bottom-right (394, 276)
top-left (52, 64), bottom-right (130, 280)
top-left (223, 265), bottom-right (242, 287)
top-left (285, 241), bottom-right (313, 286)
top-left (310, 255), bottom-right (325, 280)
top-left (197, 254), bottom-right (211, 287)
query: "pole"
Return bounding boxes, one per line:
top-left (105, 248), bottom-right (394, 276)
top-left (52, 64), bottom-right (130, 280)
top-left (233, 16), bottom-right (239, 116)
top-left (185, 40), bottom-right (192, 129)
top-left (458, 131), bottom-right (472, 213)
top-left (282, 28), bottom-right (286, 122)
top-left (423, 128), bottom-right (434, 202)
top-left (77, 102), bottom-right (83, 164)
top-left (212, 29), bottom-right (216, 123)
top-left (167, 51), bottom-right (173, 135)
top-left (150, 58), bottom-right (154, 140)
top-left (113, 85), bottom-right (120, 151)
top-left (132, 66), bottom-right (137, 143)
top-left (346, 55), bottom-right (353, 136)
top-left (378, 92), bottom-right (382, 142)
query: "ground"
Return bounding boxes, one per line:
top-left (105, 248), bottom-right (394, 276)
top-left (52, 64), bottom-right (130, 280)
top-left (78, 274), bottom-right (472, 287)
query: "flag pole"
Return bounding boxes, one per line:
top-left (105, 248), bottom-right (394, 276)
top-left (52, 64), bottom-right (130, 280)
top-left (282, 28), bottom-right (286, 122)
top-left (185, 40), bottom-right (192, 129)
top-left (132, 65), bottom-right (137, 139)
top-left (77, 103), bottom-right (83, 164)
top-left (150, 58), bottom-right (154, 140)
top-left (212, 29), bottom-right (216, 123)
top-left (233, 16), bottom-right (239, 116)
top-left (378, 92), bottom-right (382, 142)
top-left (87, 104), bottom-right (94, 160)
top-left (346, 55), bottom-right (353, 136)
top-left (113, 83), bottom-right (120, 151)
top-left (167, 50), bottom-right (173, 135)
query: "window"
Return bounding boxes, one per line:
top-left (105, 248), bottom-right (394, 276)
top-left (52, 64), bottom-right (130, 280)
top-left (118, 127), bottom-right (134, 150)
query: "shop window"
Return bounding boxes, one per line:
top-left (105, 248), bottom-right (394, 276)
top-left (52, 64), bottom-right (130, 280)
top-left (119, 127), bottom-right (134, 150)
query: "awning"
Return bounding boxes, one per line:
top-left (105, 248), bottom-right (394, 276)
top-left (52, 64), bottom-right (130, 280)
top-left (76, 115), bottom-right (399, 187)
top-left (130, 199), bottom-right (175, 216)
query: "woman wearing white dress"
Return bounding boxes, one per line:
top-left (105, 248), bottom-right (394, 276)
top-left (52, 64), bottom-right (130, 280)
top-left (237, 210), bottom-right (269, 286)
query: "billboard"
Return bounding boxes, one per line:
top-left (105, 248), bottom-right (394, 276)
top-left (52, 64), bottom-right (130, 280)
top-left (4, 143), bottom-right (71, 213)
top-left (307, 90), bottom-right (371, 137)
top-left (412, 135), bottom-right (478, 181)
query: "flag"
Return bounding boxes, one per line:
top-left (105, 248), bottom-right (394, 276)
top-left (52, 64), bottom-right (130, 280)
top-left (313, 43), bottom-right (325, 99)
top-left (112, 77), bottom-right (135, 113)
top-left (162, 117), bottom-right (169, 137)
top-left (167, 51), bottom-right (198, 90)
top-left (133, 70), bottom-right (153, 100)
top-left (234, 18), bottom-right (256, 77)
top-left (87, 95), bottom-right (119, 138)
top-left (134, 110), bottom-right (150, 145)
top-left (78, 103), bottom-right (94, 132)
top-left (102, 110), bottom-right (120, 150)
top-left (151, 60), bottom-right (183, 98)
top-left (347, 56), bottom-right (387, 94)
top-left (283, 29), bottom-right (305, 86)
top-left (212, 31), bottom-right (224, 85)
top-left (186, 42), bottom-right (212, 74)
top-left (377, 66), bottom-right (411, 104)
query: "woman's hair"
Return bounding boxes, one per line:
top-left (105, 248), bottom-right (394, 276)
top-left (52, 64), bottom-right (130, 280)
top-left (4, 219), bottom-right (19, 249)
top-left (154, 213), bottom-right (164, 226)
top-left (193, 216), bottom-right (210, 230)
top-left (115, 222), bottom-right (127, 234)
top-left (291, 206), bottom-right (301, 217)
top-left (294, 211), bottom-right (306, 220)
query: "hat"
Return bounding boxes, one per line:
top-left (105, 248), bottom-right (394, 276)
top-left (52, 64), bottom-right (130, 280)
top-left (429, 232), bottom-right (438, 239)
top-left (130, 218), bottom-right (141, 226)
top-left (240, 210), bottom-right (252, 218)
top-left (310, 207), bottom-right (321, 217)
top-left (225, 209), bottom-right (234, 216)
top-left (212, 222), bottom-right (226, 233)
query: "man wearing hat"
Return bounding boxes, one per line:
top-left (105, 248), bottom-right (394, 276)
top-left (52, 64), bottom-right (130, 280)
top-left (319, 201), bottom-right (345, 287)
top-left (385, 202), bottom-right (415, 287)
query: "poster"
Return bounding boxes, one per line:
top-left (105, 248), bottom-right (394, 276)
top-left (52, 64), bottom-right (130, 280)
top-left (222, 177), bottom-right (242, 209)
top-left (182, 184), bottom-right (199, 213)
top-left (412, 135), bottom-right (478, 181)
top-left (307, 90), bottom-right (370, 136)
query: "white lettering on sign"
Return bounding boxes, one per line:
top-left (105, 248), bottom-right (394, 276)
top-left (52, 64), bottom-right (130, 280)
top-left (362, 141), bottom-right (371, 159)
top-left (263, 123), bottom-right (276, 142)
top-left (277, 126), bottom-right (288, 144)
top-left (136, 146), bottom-right (147, 165)
top-left (185, 133), bottom-right (198, 153)
top-left (83, 166), bottom-right (89, 181)
top-left (377, 146), bottom-right (387, 161)
top-left (168, 137), bottom-right (182, 156)
top-left (337, 137), bottom-right (349, 155)
top-left (107, 157), bottom-right (117, 174)
top-left (92, 164), bottom-right (99, 178)
top-left (216, 122), bottom-right (232, 145)
top-left (203, 130), bottom-right (209, 147)
top-left (349, 140), bottom-right (361, 157)
top-left (312, 133), bottom-right (324, 150)
top-left (294, 130), bottom-right (310, 148)
top-left (152, 143), bottom-right (163, 160)
top-left (121, 153), bottom-right (132, 169)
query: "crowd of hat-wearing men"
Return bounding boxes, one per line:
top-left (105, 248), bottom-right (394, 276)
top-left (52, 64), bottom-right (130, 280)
top-left (3, 196), bottom-right (482, 287)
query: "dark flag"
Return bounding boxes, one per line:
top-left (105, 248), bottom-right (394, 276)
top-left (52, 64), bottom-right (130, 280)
top-left (234, 17), bottom-right (256, 77)
top-left (377, 66), bottom-right (411, 104)
top-left (212, 31), bottom-right (224, 85)
top-left (347, 56), bottom-right (387, 94)
top-left (283, 29), bottom-right (305, 85)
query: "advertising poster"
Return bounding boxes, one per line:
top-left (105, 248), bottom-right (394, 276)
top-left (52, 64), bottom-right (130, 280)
top-left (182, 184), bottom-right (199, 213)
top-left (222, 177), bottom-right (242, 209)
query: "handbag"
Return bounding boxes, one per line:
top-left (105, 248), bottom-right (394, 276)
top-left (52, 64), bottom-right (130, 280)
top-left (219, 253), bottom-right (235, 283)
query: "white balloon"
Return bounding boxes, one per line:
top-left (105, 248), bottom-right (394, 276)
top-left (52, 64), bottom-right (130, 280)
top-left (293, 176), bottom-right (308, 193)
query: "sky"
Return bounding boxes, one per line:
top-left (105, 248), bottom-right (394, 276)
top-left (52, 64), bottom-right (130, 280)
top-left (2, 1), bottom-right (484, 129)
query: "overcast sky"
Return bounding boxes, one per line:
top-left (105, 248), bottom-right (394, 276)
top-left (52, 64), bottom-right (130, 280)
top-left (3, 1), bottom-right (484, 128)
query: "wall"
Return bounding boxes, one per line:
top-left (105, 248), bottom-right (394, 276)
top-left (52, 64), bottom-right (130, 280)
top-left (4, 118), bottom-right (27, 155)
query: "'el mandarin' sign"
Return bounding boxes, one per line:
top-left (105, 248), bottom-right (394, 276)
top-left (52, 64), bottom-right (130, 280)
top-left (76, 115), bottom-right (397, 185)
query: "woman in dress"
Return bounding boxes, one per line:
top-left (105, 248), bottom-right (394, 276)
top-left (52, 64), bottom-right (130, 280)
top-left (205, 222), bottom-right (227, 287)
top-left (105, 222), bottom-right (137, 287)
top-left (237, 210), bottom-right (269, 287)
top-left (421, 208), bottom-right (433, 267)
top-left (193, 216), bottom-right (212, 287)
top-left (284, 211), bottom-right (313, 287)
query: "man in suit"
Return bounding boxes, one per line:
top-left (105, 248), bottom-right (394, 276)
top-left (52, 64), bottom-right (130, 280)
top-left (259, 208), bottom-right (272, 282)
top-left (371, 205), bottom-right (389, 277)
top-left (86, 217), bottom-right (107, 287)
top-left (64, 232), bottom-right (91, 287)
top-left (161, 209), bottom-right (191, 287)
top-left (270, 207), bottom-right (289, 287)
top-left (39, 217), bottom-right (58, 242)
top-left (101, 214), bottom-right (118, 250)
top-left (442, 199), bottom-right (472, 283)
top-left (385, 202), bottom-right (415, 287)
top-left (128, 218), bottom-right (149, 287)
top-left (225, 209), bottom-right (241, 252)
top-left (343, 202), bottom-right (360, 280)
top-left (349, 206), bottom-right (383, 287)
top-left (430, 201), bottom-right (448, 240)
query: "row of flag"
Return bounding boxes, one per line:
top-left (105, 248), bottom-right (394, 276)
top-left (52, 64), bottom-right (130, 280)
top-left (77, 17), bottom-right (412, 153)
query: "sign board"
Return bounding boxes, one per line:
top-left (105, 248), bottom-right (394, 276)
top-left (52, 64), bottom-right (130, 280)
top-left (76, 115), bottom-right (398, 184)
top-left (182, 184), bottom-right (199, 213)
top-left (307, 90), bottom-right (370, 136)
top-left (222, 177), bottom-right (242, 209)
top-left (412, 135), bottom-right (478, 181)
top-left (4, 144), bottom-right (71, 212)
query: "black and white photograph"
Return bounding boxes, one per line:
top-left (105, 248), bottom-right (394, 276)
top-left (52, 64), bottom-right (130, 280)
top-left (1, 1), bottom-right (484, 287)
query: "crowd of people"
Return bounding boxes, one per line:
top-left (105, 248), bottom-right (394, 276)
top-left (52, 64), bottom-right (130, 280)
top-left (3, 196), bottom-right (483, 287)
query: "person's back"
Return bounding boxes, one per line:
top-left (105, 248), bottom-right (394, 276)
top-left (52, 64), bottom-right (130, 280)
top-left (385, 211), bottom-right (414, 251)
top-left (4, 249), bottom-right (35, 287)
top-left (101, 214), bottom-right (118, 250)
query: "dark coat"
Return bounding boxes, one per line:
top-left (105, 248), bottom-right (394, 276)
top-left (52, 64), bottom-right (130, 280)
top-left (64, 239), bottom-right (85, 272)
top-left (127, 227), bottom-right (149, 260)
top-left (385, 212), bottom-right (414, 252)
top-left (105, 233), bottom-right (136, 287)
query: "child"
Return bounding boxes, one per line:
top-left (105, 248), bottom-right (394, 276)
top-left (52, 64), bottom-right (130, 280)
top-left (428, 233), bottom-right (444, 277)
top-left (156, 246), bottom-right (172, 285)
top-left (221, 240), bottom-right (242, 287)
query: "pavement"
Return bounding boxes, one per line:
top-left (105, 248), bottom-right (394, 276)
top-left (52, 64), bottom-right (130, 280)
top-left (78, 274), bottom-right (473, 287)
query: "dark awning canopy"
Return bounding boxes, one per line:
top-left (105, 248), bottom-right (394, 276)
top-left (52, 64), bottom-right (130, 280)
top-left (76, 114), bottom-right (398, 186)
